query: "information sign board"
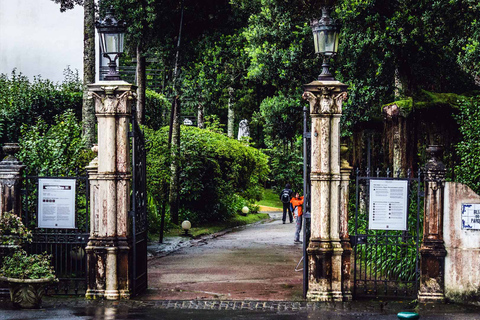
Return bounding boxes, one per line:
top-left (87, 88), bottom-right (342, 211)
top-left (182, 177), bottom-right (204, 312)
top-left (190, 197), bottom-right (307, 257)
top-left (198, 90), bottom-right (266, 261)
top-left (369, 180), bottom-right (408, 231)
top-left (38, 179), bottom-right (76, 229)
top-left (461, 204), bottom-right (480, 230)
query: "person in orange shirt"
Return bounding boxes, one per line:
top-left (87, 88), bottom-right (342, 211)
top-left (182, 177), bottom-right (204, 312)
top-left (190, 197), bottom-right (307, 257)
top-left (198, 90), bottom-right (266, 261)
top-left (290, 192), bottom-right (304, 244)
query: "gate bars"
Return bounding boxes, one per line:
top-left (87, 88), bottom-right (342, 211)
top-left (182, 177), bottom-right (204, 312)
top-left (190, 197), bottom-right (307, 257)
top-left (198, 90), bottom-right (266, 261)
top-left (130, 106), bottom-right (148, 297)
top-left (353, 168), bottom-right (423, 299)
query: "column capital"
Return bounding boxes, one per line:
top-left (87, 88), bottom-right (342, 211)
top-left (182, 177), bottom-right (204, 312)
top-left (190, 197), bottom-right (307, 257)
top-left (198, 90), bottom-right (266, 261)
top-left (302, 80), bottom-right (348, 115)
top-left (88, 81), bottom-right (137, 115)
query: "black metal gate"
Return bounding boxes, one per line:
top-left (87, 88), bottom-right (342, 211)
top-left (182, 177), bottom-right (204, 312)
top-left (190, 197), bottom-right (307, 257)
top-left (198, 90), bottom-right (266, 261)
top-left (22, 175), bottom-right (89, 295)
top-left (302, 105), bottom-right (311, 298)
top-left (130, 107), bottom-right (148, 296)
top-left (352, 169), bottom-right (423, 299)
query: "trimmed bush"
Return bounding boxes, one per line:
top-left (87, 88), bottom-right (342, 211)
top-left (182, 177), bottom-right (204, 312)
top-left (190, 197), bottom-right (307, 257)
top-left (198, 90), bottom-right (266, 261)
top-left (0, 69), bottom-right (82, 144)
top-left (145, 126), bottom-right (269, 225)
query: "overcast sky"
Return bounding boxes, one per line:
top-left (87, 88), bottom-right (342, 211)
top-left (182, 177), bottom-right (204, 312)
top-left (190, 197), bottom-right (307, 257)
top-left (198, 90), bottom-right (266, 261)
top-left (0, 0), bottom-right (83, 83)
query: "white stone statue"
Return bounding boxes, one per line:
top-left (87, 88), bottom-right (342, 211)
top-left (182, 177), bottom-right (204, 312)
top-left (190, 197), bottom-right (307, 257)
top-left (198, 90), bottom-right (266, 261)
top-left (237, 119), bottom-right (250, 140)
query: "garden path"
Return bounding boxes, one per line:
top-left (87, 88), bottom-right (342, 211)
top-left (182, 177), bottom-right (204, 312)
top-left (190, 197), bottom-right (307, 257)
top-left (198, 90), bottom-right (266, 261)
top-left (143, 212), bottom-right (304, 301)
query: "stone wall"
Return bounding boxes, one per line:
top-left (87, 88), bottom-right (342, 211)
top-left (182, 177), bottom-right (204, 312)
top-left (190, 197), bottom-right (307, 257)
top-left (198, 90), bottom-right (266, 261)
top-left (444, 182), bottom-right (480, 305)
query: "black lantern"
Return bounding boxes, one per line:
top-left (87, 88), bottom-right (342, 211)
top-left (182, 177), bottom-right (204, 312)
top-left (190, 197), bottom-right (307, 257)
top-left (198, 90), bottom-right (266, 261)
top-left (96, 6), bottom-right (126, 81)
top-left (311, 7), bottom-right (341, 80)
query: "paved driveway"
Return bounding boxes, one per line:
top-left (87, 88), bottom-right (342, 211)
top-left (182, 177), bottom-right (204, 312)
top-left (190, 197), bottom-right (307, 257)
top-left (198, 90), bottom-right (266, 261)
top-left (144, 212), bottom-right (304, 300)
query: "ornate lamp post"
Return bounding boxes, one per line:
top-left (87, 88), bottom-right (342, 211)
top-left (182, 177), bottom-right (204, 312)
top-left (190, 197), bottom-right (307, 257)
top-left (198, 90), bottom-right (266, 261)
top-left (310, 6), bottom-right (341, 80)
top-left (96, 6), bottom-right (126, 81)
top-left (302, 4), bottom-right (351, 302)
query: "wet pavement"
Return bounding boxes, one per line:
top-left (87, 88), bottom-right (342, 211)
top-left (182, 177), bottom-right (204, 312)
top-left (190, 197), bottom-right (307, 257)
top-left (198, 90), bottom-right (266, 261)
top-left (1, 297), bottom-right (480, 320)
top-left (145, 211), bottom-right (304, 301)
top-left (2, 211), bottom-right (480, 319)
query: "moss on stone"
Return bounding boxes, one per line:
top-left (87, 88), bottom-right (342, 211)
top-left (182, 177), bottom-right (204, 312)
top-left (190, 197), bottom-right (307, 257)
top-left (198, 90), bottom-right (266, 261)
top-left (382, 91), bottom-right (469, 117)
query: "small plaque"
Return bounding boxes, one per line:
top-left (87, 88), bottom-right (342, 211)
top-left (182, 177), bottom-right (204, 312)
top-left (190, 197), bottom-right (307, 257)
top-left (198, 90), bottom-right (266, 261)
top-left (38, 179), bottom-right (76, 229)
top-left (461, 204), bottom-right (480, 230)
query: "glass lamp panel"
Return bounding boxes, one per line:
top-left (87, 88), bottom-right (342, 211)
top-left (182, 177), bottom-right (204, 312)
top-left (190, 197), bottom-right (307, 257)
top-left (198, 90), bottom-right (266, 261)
top-left (104, 33), bottom-right (124, 53)
top-left (317, 30), bottom-right (326, 54)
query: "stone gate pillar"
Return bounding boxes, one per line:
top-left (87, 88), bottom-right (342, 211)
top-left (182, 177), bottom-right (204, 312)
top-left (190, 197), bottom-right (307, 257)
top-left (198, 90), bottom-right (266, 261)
top-left (302, 80), bottom-right (348, 301)
top-left (85, 81), bottom-right (136, 300)
top-left (418, 145), bottom-right (446, 302)
top-left (0, 143), bottom-right (26, 219)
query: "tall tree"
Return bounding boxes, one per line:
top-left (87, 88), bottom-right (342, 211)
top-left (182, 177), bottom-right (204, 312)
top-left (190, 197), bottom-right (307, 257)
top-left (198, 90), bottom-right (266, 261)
top-left (51, 0), bottom-right (96, 147)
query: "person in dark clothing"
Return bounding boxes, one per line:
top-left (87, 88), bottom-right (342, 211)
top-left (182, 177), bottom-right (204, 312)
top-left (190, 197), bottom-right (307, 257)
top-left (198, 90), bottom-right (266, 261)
top-left (279, 183), bottom-right (293, 224)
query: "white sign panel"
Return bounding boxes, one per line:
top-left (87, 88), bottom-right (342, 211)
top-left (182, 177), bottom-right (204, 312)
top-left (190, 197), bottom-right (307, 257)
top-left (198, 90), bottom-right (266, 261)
top-left (369, 180), bottom-right (408, 231)
top-left (461, 204), bottom-right (480, 230)
top-left (38, 179), bottom-right (76, 229)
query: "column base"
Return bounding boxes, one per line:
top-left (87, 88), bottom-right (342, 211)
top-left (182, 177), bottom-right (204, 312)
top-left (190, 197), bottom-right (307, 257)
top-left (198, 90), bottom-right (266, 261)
top-left (418, 291), bottom-right (445, 303)
top-left (307, 290), bottom-right (332, 302)
top-left (85, 289), bottom-right (105, 299)
top-left (105, 290), bottom-right (120, 300)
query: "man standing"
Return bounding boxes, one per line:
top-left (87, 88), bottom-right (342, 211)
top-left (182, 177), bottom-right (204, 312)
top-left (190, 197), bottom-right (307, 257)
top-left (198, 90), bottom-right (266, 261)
top-left (279, 184), bottom-right (293, 224)
top-left (290, 192), bottom-right (304, 244)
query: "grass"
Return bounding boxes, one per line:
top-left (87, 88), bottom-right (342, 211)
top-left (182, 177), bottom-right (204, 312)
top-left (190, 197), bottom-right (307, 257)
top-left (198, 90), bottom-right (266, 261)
top-left (256, 188), bottom-right (282, 209)
top-left (163, 213), bottom-right (270, 238)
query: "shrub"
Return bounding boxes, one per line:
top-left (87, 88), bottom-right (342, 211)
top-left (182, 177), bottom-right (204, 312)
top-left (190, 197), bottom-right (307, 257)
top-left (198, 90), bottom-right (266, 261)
top-left (145, 89), bottom-right (170, 130)
top-left (17, 110), bottom-right (94, 176)
top-left (0, 211), bottom-right (32, 245)
top-left (0, 69), bottom-right (82, 144)
top-left (145, 125), bottom-right (269, 225)
top-left (1, 249), bottom-right (56, 280)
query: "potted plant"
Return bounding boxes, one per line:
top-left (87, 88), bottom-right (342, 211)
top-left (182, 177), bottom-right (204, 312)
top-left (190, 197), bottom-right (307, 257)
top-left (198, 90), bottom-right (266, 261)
top-left (0, 211), bottom-right (32, 248)
top-left (0, 249), bottom-right (57, 308)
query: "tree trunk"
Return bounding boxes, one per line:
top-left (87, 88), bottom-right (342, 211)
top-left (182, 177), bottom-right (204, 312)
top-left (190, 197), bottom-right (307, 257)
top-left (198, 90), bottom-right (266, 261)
top-left (82, 0), bottom-right (96, 148)
top-left (168, 0), bottom-right (184, 225)
top-left (227, 87), bottom-right (234, 138)
top-left (136, 44), bottom-right (146, 124)
top-left (197, 103), bottom-right (205, 129)
top-left (169, 97), bottom-right (181, 225)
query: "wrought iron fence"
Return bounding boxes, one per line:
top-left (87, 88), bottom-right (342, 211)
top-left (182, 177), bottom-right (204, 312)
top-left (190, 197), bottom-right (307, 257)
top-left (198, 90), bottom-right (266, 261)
top-left (352, 168), bottom-right (423, 299)
top-left (22, 175), bottom-right (89, 295)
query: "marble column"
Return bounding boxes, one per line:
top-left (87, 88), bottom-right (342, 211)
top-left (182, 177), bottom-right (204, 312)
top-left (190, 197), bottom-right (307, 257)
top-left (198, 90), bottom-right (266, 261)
top-left (85, 81), bottom-right (135, 300)
top-left (418, 145), bottom-right (447, 302)
top-left (303, 80), bottom-right (348, 301)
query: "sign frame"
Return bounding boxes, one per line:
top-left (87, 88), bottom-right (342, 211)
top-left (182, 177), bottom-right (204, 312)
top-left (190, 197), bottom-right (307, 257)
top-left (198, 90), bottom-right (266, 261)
top-left (37, 178), bottom-right (76, 229)
top-left (368, 179), bottom-right (409, 231)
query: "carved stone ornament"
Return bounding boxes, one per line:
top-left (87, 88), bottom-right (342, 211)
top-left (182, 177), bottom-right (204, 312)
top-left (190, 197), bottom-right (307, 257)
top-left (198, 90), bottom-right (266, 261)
top-left (91, 89), bottom-right (133, 114)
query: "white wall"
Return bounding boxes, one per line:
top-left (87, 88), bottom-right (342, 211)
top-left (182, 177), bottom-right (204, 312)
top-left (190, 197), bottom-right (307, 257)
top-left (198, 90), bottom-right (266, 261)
top-left (0, 0), bottom-right (83, 83)
top-left (444, 182), bottom-right (480, 305)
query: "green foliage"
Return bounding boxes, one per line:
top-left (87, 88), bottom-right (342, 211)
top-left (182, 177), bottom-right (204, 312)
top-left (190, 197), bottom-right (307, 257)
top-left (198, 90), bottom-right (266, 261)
top-left (145, 125), bottom-right (269, 225)
top-left (455, 96), bottom-right (480, 194)
top-left (0, 249), bottom-right (56, 280)
top-left (0, 212), bottom-right (32, 245)
top-left (17, 111), bottom-right (93, 176)
top-left (0, 69), bottom-right (82, 144)
top-left (145, 89), bottom-right (169, 130)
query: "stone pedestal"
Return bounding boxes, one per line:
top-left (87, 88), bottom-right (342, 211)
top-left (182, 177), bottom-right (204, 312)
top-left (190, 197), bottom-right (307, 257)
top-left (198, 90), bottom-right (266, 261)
top-left (418, 145), bottom-right (446, 303)
top-left (303, 80), bottom-right (348, 301)
top-left (0, 143), bottom-right (26, 219)
top-left (339, 144), bottom-right (352, 301)
top-left (85, 81), bottom-right (136, 300)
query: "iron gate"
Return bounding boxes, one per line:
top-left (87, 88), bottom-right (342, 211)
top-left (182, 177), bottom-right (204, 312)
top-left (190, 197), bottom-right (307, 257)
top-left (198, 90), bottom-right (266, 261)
top-left (302, 105), bottom-right (311, 298)
top-left (352, 168), bottom-right (423, 299)
top-left (22, 175), bottom-right (89, 295)
top-left (130, 107), bottom-right (148, 296)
